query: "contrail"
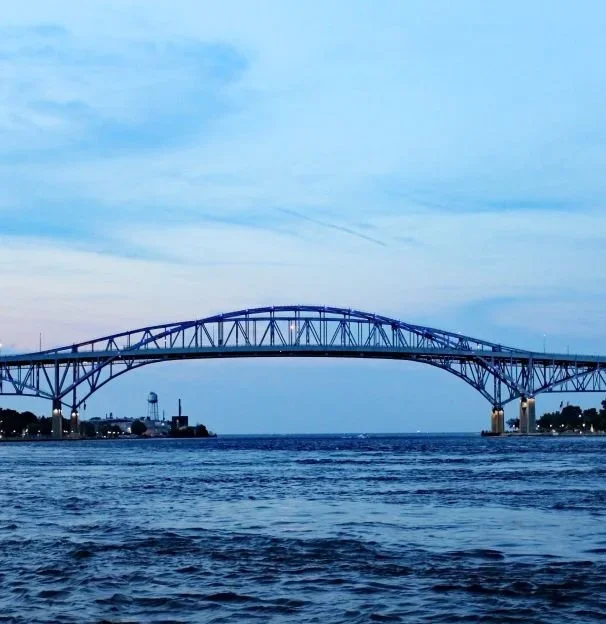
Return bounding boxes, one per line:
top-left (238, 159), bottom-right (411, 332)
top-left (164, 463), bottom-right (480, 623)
top-left (276, 208), bottom-right (387, 247)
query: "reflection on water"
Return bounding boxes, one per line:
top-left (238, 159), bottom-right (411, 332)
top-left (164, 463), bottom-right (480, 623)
top-left (1, 434), bottom-right (605, 622)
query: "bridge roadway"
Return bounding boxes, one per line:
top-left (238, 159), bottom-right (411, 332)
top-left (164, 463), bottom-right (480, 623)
top-left (1, 305), bottom-right (605, 437)
top-left (3, 345), bottom-right (606, 366)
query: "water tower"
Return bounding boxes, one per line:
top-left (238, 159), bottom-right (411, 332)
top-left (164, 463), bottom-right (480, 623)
top-left (147, 392), bottom-right (159, 421)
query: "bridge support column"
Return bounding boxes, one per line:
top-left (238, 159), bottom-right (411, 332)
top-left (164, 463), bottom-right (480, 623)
top-left (491, 406), bottom-right (504, 434)
top-left (51, 399), bottom-right (63, 440)
top-left (70, 407), bottom-right (80, 439)
top-left (519, 397), bottom-right (529, 433)
top-left (527, 397), bottom-right (536, 433)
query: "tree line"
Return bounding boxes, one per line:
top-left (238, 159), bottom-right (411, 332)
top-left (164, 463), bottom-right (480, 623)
top-left (0, 407), bottom-right (70, 437)
top-left (507, 399), bottom-right (606, 432)
top-left (0, 407), bottom-right (212, 438)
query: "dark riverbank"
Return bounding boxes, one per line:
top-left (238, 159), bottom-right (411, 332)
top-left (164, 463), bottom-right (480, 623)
top-left (483, 431), bottom-right (606, 437)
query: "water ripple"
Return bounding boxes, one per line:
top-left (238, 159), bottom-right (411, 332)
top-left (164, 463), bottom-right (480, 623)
top-left (1, 434), bottom-right (605, 622)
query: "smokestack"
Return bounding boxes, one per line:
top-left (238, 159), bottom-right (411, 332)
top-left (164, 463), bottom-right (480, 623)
top-left (178, 398), bottom-right (182, 417)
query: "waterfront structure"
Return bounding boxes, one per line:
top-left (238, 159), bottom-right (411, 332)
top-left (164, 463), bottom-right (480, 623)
top-left (88, 416), bottom-right (133, 435)
top-left (51, 402), bottom-right (62, 439)
top-left (84, 415), bottom-right (171, 437)
top-left (527, 397), bottom-right (537, 432)
top-left (1, 305), bottom-right (605, 437)
top-left (172, 398), bottom-right (189, 432)
top-left (491, 406), bottom-right (504, 434)
top-left (518, 396), bottom-right (538, 434)
top-left (147, 392), bottom-right (159, 420)
top-left (143, 417), bottom-right (171, 436)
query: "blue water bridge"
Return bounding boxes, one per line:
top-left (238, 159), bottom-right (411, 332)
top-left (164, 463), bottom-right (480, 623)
top-left (1, 305), bottom-right (605, 437)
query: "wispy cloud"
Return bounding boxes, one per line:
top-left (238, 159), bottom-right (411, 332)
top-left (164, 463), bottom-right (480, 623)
top-left (276, 208), bottom-right (387, 247)
top-left (1, 0), bottom-right (606, 354)
top-left (0, 29), bottom-right (249, 163)
top-left (375, 182), bottom-right (590, 216)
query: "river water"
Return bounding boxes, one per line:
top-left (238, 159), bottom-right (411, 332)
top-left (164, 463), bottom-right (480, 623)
top-left (1, 434), bottom-right (605, 623)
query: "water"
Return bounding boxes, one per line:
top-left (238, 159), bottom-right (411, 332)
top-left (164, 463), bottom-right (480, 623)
top-left (1, 434), bottom-right (605, 623)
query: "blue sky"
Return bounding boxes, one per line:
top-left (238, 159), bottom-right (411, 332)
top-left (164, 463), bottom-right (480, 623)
top-left (1, 1), bottom-right (606, 432)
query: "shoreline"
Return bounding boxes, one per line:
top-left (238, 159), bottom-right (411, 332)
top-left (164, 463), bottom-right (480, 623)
top-left (482, 431), bottom-right (606, 437)
top-left (0, 435), bottom-right (217, 443)
top-left (3, 431), bottom-right (606, 442)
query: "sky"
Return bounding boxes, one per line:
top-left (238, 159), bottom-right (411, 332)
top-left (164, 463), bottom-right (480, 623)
top-left (1, 1), bottom-right (606, 433)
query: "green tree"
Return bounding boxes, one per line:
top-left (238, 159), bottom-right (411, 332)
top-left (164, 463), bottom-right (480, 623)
top-left (561, 404), bottom-right (582, 427)
top-left (28, 421), bottom-right (41, 435)
top-left (38, 416), bottom-right (52, 436)
top-left (582, 408), bottom-right (599, 430)
top-left (82, 421), bottom-right (97, 438)
top-left (538, 401), bottom-right (606, 432)
top-left (131, 419), bottom-right (147, 436)
top-left (506, 418), bottom-right (519, 430)
top-left (99, 423), bottom-right (122, 437)
top-left (195, 424), bottom-right (210, 437)
top-left (0, 408), bottom-right (38, 436)
top-left (62, 416), bottom-right (71, 434)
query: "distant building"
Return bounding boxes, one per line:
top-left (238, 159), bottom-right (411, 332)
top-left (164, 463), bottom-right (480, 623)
top-left (171, 398), bottom-right (189, 432)
top-left (86, 416), bottom-right (133, 435)
top-left (171, 416), bottom-right (189, 430)
top-left (142, 417), bottom-right (171, 436)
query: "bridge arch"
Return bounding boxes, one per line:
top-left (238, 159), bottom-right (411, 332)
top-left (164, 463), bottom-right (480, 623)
top-left (1, 305), bottom-right (605, 435)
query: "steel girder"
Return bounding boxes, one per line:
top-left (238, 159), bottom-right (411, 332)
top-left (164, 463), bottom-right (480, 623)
top-left (0, 305), bottom-right (605, 409)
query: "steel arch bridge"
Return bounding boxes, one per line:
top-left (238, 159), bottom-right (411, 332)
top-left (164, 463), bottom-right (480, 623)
top-left (1, 305), bottom-right (605, 425)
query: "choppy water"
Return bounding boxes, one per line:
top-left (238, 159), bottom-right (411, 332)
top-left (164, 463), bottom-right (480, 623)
top-left (1, 434), bottom-right (605, 623)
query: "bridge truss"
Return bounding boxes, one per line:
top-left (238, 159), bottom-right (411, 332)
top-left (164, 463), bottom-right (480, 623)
top-left (1, 306), bottom-right (605, 418)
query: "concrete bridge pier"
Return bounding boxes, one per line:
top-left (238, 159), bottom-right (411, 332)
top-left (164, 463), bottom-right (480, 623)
top-left (519, 397), bottom-right (528, 433)
top-left (70, 407), bottom-right (80, 439)
top-left (519, 397), bottom-right (536, 433)
top-left (491, 406), bottom-right (504, 434)
top-left (527, 397), bottom-right (536, 432)
top-left (51, 399), bottom-right (63, 440)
